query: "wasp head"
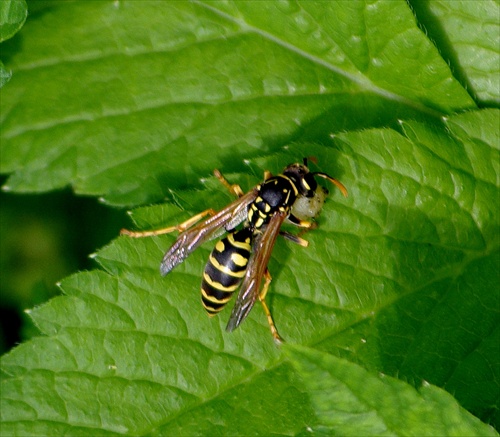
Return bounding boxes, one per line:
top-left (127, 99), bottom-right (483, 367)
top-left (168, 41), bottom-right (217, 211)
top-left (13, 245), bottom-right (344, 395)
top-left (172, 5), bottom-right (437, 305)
top-left (283, 162), bottom-right (318, 197)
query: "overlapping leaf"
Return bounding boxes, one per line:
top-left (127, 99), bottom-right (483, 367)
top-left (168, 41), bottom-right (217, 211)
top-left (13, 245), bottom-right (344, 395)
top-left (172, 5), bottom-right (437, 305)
top-left (410, 0), bottom-right (500, 104)
top-left (287, 344), bottom-right (497, 436)
top-left (2, 109), bottom-right (499, 434)
top-left (0, 0), bottom-right (476, 205)
top-left (1, 1), bottom-right (498, 435)
top-left (0, 0), bottom-right (27, 87)
top-left (0, 0), bottom-right (27, 43)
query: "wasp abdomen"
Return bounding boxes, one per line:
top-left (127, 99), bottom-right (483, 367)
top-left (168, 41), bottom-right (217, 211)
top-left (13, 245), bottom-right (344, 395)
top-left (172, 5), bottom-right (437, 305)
top-left (201, 228), bottom-right (253, 315)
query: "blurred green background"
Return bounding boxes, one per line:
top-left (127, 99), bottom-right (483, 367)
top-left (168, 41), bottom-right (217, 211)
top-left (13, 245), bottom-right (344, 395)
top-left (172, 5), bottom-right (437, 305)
top-left (0, 175), bottom-right (129, 355)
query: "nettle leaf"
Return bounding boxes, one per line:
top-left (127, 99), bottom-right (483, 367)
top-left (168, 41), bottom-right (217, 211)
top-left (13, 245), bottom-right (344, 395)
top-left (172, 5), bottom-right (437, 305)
top-left (410, 0), bottom-right (500, 105)
top-left (0, 0), bottom-right (477, 206)
top-left (2, 110), bottom-right (499, 435)
top-left (1, 1), bottom-right (498, 435)
top-left (286, 345), bottom-right (498, 436)
top-left (0, 0), bottom-right (27, 87)
top-left (0, 0), bottom-right (27, 43)
top-left (0, 60), bottom-right (12, 88)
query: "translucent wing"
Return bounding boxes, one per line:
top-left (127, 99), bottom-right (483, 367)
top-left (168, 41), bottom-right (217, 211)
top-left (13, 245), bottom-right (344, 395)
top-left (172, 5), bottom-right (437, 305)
top-left (161, 188), bottom-right (258, 275)
top-left (225, 211), bottom-right (287, 332)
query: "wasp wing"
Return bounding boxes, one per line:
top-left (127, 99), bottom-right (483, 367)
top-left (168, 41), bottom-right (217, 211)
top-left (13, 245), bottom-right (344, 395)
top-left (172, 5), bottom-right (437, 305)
top-left (225, 211), bottom-right (287, 332)
top-left (160, 188), bottom-right (258, 275)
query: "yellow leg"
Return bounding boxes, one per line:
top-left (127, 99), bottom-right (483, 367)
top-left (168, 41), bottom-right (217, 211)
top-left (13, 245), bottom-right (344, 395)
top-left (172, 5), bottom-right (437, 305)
top-left (280, 231), bottom-right (309, 247)
top-left (120, 208), bottom-right (216, 238)
top-left (288, 213), bottom-right (314, 229)
top-left (213, 169), bottom-right (244, 197)
top-left (258, 271), bottom-right (284, 344)
top-left (215, 167), bottom-right (274, 196)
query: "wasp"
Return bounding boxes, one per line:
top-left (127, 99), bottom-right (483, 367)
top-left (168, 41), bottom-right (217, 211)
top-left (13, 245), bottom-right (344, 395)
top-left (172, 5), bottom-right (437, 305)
top-left (121, 158), bottom-right (347, 343)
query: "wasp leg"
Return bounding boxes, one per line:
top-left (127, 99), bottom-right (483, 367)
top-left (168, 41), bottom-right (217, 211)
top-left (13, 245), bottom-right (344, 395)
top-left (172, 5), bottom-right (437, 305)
top-left (287, 213), bottom-right (314, 228)
top-left (120, 209), bottom-right (217, 238)
top-left (214, 168), bottom-right (273, 196)
top-left (264, 170), bottom-right (273, 181)
top-left (213, 169), bottom-right (245, 198)
top-left (259, 270), bottom-right (284, 344)
top-left (280, 231), bottom-right (309, 247)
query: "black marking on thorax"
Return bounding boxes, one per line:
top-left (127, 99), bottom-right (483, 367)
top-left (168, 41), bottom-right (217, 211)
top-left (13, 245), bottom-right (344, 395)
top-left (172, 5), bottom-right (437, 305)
top-left (247, 175), bottom-right (298, 229)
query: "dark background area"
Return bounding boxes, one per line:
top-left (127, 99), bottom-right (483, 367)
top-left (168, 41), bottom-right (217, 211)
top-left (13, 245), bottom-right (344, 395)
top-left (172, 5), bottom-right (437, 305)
top-left (0, 175), bottom-right (130, 355)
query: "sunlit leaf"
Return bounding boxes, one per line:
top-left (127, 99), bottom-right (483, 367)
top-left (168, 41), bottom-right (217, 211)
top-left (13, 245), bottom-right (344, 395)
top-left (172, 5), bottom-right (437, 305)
top-left (0, 0), bottom-right (27, 43)
top-left (410, 0), bottom-right (500, 105)
top-left (287, 344), bottom-right (498, 436)
top-left (0, 0), bottom-right (475, 205)
top-left (2, 109), bottom-right (498, 435)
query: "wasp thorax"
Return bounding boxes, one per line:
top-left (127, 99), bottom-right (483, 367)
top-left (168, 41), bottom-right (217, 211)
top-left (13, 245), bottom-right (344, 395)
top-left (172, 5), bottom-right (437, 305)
top-left (248, 175), bottom-right (298, 229)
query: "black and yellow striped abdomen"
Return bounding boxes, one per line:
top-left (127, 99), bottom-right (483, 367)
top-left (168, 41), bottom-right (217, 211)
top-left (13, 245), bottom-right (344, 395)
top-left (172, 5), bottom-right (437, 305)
top-left (201, 228), bottom-right (253, 315)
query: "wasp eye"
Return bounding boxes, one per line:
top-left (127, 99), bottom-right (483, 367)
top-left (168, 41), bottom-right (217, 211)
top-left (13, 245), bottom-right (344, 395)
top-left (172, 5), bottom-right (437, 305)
top-left (300, 174), bottom-right (317, 196)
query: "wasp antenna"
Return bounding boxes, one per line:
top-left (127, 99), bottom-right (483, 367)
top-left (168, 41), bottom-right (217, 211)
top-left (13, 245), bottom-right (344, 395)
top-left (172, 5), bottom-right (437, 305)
top-left (313, 172), bottom-right (348, 197)
top-left (303, 156), bottom-right (318, 166)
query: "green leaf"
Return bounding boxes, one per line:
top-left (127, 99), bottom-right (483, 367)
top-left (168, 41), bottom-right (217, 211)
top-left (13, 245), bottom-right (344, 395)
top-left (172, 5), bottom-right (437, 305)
top-left (0, 0), bottom-right (26, 87)
top-left (2, 110), bottom-right (498, 435)
top-left (286, 344), bottom-right (498, 436)
top-left (410, 0), bottom-right (500, 105)
top-left (0, 60), bottom-right (12, 87)
top-left (0, 0), bottom-right (27, 43)
top-left (1, 1), bottom-right (498, 435)
top-left (0, 0), bottom-right (476, 205)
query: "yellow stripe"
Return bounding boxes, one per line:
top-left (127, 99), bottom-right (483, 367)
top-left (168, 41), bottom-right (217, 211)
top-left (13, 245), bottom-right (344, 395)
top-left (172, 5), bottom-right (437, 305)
top-left (227, 233), bottom-right (251, 250)
top-left (231, 252), bottom-right (248, 267)
top-left (201, 286), bottom-right (233, 304)
top-left (205, 309), bottom-right (221, 316)
top-left (208, 254), bottom-right (246, 278)
top-left (284, 189), bottom-right (291, 204)
top-left (203, 272), bottom-right (239, 292)
top-left (280, 174), bottom-right (298, 196)
top-left (255, 217), bottom-right (264, 228)
top-left (214, 240), bottom-right (225, 253)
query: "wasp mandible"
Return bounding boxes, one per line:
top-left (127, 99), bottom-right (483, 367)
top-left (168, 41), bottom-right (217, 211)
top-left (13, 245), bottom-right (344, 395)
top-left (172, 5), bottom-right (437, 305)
top-left (121, 158), bottom-right (347, 343)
